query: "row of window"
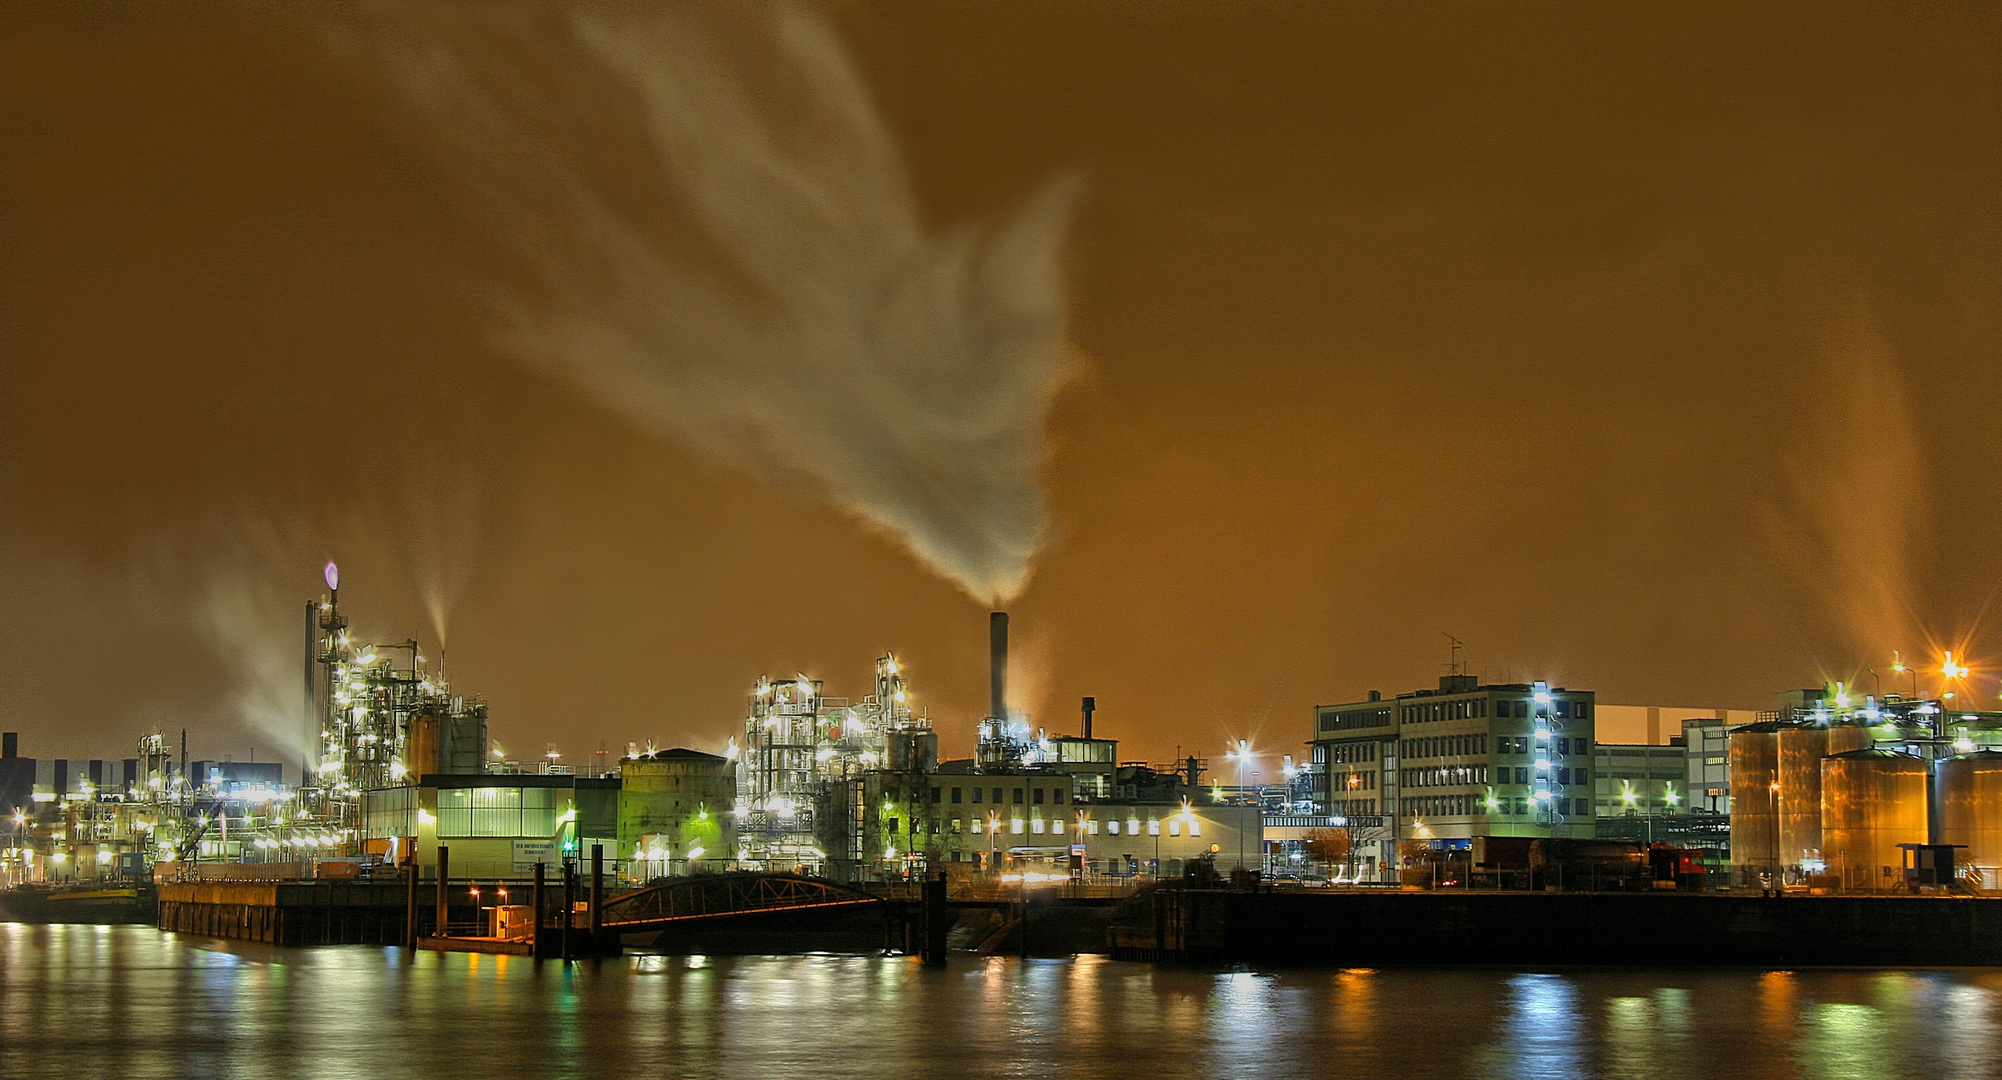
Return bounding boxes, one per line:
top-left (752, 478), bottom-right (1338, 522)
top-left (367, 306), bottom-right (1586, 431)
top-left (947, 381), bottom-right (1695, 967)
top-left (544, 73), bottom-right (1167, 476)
top-left (928, 816), bottom-right (1203, 838)
top-left (1329, 799), bottom-right (1379, 815)
top-left (1333, 771), bottom-right (1378, 791)
top-left (1402, 765), bottom-right (1489, 788)
top-left (1404, 699), bottom-right (1488, 723)
top-left (1486, 766), bottom-right (1589, 786)
top-left (1394, 734), bottom-right (1593, 761)
top-left (435, 787), bottom-right (559, 839)
top-left (1403, 734), bottom-right (1488, 760)
top-left (1401, 796), bottom-right (1583, 818)
top-left (1319, 706), bottom-right (1394, 734)
top-left (1327, 742), bottom-right (1378, 765)
top-left (945, 786), bottom-right (1065, 806)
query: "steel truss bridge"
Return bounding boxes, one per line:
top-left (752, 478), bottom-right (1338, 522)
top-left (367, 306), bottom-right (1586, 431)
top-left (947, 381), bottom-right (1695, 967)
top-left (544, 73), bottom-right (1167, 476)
top-left (597, 873), bottom-right (885, 931)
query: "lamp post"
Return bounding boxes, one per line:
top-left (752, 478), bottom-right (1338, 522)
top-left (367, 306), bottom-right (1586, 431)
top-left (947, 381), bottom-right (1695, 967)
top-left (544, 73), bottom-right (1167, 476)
top-left (986, 810), bottom-right (1000, 875)
top-left (1225, 740), bottom-right (1256, 874)
top-left (1892, 651), bottom-right (1919, 700)
top-left (1769, 778), bottom-right (1781, 891)
top-left (1072, 811), bottom-right (1091, 893)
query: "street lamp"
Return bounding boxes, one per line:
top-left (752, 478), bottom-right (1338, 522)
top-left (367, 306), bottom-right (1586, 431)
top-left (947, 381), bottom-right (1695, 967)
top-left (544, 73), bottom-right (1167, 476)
top-left (986, 810), bottom-right (1000, 874)
top-left (1225, 740), bottom-right (1257, 874)
top-left (1892, 651), bottom-right (1920, 699)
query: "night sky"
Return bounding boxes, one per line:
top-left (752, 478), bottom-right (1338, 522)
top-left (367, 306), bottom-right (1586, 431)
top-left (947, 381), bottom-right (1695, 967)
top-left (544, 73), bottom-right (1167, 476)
top-left (3, 2), bottom-right (1998, 771)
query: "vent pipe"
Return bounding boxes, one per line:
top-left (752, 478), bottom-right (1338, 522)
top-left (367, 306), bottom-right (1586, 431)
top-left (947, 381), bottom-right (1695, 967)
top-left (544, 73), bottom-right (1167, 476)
top-left (989, 611), bottom-right (1009, 721)
top-left (1081, 697), bottom-right (1095, 740)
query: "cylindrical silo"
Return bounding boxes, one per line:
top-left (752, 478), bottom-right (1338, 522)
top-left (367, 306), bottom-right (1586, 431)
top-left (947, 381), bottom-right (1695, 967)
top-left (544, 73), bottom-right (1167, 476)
top-left (1822, 748), bottom-right (1928, 893)
top-left (1777, 724), bottom-right (1829, 870)
top-left (1729, 722), bottom-right (1781, 881)
top-left (1938, 751), bottom-right (2002, 888)
top-left (1828, 722), bottom-right (1872, 757)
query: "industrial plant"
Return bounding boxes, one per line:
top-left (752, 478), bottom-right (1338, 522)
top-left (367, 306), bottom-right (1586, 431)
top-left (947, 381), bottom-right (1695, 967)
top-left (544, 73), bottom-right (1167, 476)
top-left (6, 563), bottom-right (2002, 964)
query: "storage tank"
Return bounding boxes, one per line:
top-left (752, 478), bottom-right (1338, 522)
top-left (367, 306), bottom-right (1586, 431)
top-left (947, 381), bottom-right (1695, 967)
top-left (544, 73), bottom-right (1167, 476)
top-left (1729, 722), bottom-right (1781, 877)
top-left (1938, 751), bottom-right (2002, 885)
top-left (1776, 724), bottom-right (1827, 869)
top-left (1776, 722), bottom-right (1871, 869)
top-left (1821, 748), bottom-right (1928, 892)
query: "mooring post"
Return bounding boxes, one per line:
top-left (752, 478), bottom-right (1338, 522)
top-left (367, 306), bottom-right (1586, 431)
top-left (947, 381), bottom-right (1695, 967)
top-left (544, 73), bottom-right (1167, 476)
top-left (561, 859), bottom-right (575, 960)
top-left (434, 845), bottom-right (450, 942)
top-left (532, 861), bottom-right (546, 959)
top-left (403, 859), bottom-right (419, 951)
top-left (922, 871), bottom-right (948, 966)
top-left (1018, 894), bottom-right (1030, 959)
top-left (590, 843), bottom-right (605, 955)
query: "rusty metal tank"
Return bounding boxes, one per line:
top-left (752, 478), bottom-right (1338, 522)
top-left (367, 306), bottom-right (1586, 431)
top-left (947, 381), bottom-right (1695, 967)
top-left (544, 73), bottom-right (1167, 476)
top-left (1821, 747), bottom-right (1928, 891)
top-left (1776, 722), bottom-right (1871, 869)
top-left (1938, 750), bottom-right (2002, 881)
top-left (1729, 722), bottom-right (1781, 874)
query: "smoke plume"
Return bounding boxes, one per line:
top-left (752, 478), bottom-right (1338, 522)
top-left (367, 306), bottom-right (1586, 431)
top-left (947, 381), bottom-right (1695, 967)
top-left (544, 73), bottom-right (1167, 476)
top-left (195, 568), bottom-right (315, 767)
top-left (345, 3), bottom-right (1080, 603)
top-left (1769, 320), bottom-right (1926, 662)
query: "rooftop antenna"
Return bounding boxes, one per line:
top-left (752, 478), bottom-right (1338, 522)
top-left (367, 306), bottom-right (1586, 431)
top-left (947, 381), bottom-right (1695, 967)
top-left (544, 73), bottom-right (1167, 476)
top-left (1443, 633), bottom-right (1467, 677)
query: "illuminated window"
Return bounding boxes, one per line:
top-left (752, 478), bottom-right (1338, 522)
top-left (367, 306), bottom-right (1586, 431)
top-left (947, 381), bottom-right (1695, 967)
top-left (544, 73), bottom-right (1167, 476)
top-left (1148, 820), bottom-right (1161, 836)
top-left (951, 819), bottom-right (963, 833)
top-left (1031, 818), bottom-right (1045, 834)
top-left (435, 786), bottom-right (557, 838)
top-left (1088, 820), bottom-right (1099, 835)
top-left (1127, 818), bottom-right (1141, 835)
top-left (1189, 820), bottom-right (1202, 837)
top-left (1010, 818), bottom-right (1024, 835)
top-left (1168, 819), bottom-right (1181, 837)
top-left (1107, 820), bottom-right (1120, 835)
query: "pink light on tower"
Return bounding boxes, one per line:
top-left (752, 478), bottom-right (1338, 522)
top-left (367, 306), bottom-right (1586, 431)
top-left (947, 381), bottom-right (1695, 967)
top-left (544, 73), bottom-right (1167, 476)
top-left (324, 561), bottom-right (339, 592)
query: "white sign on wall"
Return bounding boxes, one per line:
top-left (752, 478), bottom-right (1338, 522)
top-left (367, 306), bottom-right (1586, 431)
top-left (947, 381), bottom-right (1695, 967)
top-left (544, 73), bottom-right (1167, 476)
top-left (512, 841), bottom-right (557, 874)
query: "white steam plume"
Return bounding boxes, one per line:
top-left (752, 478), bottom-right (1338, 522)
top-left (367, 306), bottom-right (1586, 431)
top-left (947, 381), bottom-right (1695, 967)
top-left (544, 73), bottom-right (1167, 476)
top-left (1768, 320), bottom-right (1926, 661)
top-left (195, 569), bottom-right (315, 766)
top-left (349, 3), bottom-right (1079, 602)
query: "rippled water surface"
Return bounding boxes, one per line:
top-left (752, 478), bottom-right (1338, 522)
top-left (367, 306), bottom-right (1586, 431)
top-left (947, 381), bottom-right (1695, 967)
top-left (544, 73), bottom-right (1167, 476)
top-left (3, 925), bottom-right (1999, 1079)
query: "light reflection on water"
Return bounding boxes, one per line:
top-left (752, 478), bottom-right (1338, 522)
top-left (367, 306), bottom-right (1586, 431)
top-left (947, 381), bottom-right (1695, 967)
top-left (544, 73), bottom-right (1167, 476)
top-left (1, 925), bottom-right (1998, 1079)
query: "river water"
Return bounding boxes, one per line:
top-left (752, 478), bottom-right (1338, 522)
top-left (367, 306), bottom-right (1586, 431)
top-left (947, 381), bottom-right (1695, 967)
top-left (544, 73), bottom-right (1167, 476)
top-left (2, 924), bottom-right (1997, 1079)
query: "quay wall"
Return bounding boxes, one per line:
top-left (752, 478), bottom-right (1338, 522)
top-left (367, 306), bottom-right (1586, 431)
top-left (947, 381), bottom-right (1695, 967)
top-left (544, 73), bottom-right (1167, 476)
top-left (157, 881), bottom-right (421, 946)
top-left (1110, 890), bottom-right (2002, 967)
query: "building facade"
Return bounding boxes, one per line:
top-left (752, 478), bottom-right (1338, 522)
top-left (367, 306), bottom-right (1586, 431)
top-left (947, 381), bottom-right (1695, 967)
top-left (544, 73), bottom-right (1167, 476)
top-left (1311, 677), bottom-right (1599, 868)
top-left (620, 749), bottom-right (736, 879)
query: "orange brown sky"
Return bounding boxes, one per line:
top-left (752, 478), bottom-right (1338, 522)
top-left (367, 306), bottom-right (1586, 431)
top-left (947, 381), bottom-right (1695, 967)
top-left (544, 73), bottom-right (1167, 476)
top-left (2, 2), bottom-right (1999, 772)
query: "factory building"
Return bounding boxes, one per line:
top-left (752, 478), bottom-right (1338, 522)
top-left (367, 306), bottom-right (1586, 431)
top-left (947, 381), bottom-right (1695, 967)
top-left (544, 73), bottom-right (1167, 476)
top-left (620, 750), bottom-right (735, 878)
top-left (1310, 676), bottom-right (1598, 872)
top-left (0, 731), bottom-right (303, 884)
top-left (1682, 716), bottom-right (1733, 814)
top-left (361, 773), bottom-right (620, 880)
top-left (723, 613), bottom-right (1263, 883)
top-left (1728, 684), bottom-right (2002, 891)
top-left (1589, 744), bottom-right (1687, 818)
top-left (1588, 726), bottom-right (1731, 869)
top-left (732, 653), bottom-right (935, 875)
top-left (922, 762), bottom-right (1259, 877)
top-left (301, 562), bottom-right (488, 836)
top-left (355, 750), bottom-right (737, 882)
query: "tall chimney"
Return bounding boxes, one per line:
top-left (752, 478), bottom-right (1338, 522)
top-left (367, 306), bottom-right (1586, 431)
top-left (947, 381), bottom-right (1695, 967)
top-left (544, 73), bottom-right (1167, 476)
top-left (989, 611), bottom-right (1009, 721)
top-left (1081, 697), bottom-right (1095, 740)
